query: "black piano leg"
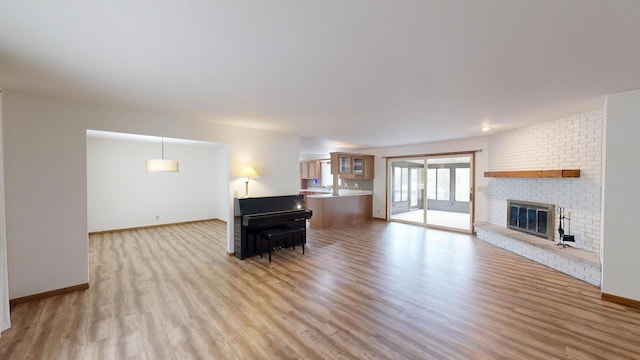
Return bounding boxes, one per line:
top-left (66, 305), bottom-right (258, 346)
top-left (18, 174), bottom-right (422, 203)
top-left (292, 231), bottom-right (305, 254)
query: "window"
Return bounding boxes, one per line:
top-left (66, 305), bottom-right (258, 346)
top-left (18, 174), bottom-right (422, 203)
top-left (400, 168), bottom-right (408, 201)
top-left (427, 169), bottom-right (436, 199)
top-left (427, 168), bottom-right (451, 200)
top-left (320, 161), bottom-right (332, 187)
top-left (410, 167), bottom-right (422, 207)
top-left (393, 167), bottom-right (409, 201)
top-left (436, 168), bottom-right (450, 201)
top-left (455, 168), bottom-right (470, 202)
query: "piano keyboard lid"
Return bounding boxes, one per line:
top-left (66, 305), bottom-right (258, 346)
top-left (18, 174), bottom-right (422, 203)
top-left (234, 195), bottom-right (307, 216)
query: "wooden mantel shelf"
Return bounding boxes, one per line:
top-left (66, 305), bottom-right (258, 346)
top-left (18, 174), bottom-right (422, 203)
top-left (484, 169), bottom-right (580, 178)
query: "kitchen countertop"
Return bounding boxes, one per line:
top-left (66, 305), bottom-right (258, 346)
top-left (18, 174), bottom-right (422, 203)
top-left (305, 189), bottom-right (373, 198)
top-left (299, 188), bottom-right (332, 193)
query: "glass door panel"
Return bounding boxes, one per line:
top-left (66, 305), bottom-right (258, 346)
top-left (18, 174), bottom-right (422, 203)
top-left (425, 156), bottom-right (471, 231)
top-left (390, 159), bottom-right (424, 223)
top-left (339, 155), bottom-right (351, 173)
top-left (352, 156), bottom-right (364, 175)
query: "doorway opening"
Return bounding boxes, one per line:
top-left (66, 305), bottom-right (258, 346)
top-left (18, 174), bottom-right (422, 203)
top-left (389, 154), bottom-right (473, 233)
top-left (85, 129), bottom-right (231, 247)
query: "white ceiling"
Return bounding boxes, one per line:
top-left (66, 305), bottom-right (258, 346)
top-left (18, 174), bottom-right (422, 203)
top-left (2, 1), bottom-right (640, 155)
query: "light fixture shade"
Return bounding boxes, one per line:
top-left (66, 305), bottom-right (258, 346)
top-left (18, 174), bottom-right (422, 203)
top-left (146, 159), bottom-right (179, 172)
top-left (241, 166), bottom-right (259, 178)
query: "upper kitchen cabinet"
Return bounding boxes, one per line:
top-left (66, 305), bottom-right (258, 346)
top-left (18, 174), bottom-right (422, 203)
top-left (338, 154), bottom-right (351, 174)
top-left (330, 152), bottom-right (374, 179)
top-left (352, 156), bottom-right (364, 176)
top-left (330, 153), bottom-right (349, 174)
top-left (300, 160), bottom-right (319, 179)
top-left (362, 155), bottom-right (374, 179)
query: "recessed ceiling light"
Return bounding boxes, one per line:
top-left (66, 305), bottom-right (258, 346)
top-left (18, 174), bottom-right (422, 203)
top-left (482, 126), bottom-right (491, 132)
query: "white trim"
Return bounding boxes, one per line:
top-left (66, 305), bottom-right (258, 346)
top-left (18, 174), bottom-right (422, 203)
top-left (0, 85), bottom-right (11, 334)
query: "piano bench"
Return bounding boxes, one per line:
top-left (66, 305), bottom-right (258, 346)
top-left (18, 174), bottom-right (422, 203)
top-left (260, 227), bottom-right (306, 263)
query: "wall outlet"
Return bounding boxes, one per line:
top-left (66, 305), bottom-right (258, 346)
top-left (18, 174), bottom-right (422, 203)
top-left (155, 215), bottom-right (159, 220)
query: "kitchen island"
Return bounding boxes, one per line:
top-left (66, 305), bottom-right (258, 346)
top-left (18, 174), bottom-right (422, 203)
top-left (305, 190), bottom-right (373, 229)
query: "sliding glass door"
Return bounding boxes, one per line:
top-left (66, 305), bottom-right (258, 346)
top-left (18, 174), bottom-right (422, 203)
top-left (389, 154), bottom-right (473, 233)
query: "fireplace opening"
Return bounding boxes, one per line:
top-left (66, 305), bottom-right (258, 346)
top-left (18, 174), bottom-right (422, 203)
top-left (507, 200), bottom-right (555, 240)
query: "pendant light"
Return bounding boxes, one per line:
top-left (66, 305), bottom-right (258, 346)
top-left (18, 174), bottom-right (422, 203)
top-left (146, 137), bottom-right (179, 172)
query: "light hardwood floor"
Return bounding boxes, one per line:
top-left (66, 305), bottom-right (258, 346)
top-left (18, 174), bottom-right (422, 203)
top-left (1, 220), bottom-right (639, 359)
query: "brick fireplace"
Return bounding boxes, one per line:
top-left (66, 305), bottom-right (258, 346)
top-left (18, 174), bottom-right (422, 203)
top-left (477, 110), bottom-right (603, 286)
top-left (485, 110), bottom-right (603, 253)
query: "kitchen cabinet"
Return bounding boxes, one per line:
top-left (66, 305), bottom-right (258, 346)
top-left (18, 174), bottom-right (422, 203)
top-left (306, 193), bottom-right (373, 229)
top-left (331, 153), bottom-right (354, 175)
top-left (330, 152), bottom-right (374, 179)
top-left (363, 155), bottom-right (374, 179)
top-left (300, 160), bottom-right (319, 179)
top-left (352, 156), bottom-right (364, 175)
top-left (338, 154), bottom-right (351, 174)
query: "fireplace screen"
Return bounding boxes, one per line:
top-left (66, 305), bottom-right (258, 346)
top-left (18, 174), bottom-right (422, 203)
top-left (507, 200), bottom-right (555, 240)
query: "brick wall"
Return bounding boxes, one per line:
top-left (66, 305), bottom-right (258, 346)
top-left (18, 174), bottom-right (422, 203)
top-left (486, 110), bottom-right (603, 254)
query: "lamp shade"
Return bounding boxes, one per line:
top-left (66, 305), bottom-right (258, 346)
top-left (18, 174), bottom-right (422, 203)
top-left (147, 137), bottom-right (179, 172)
top-left (241, 166), bottom-right (259, 178)
top-left (146, 159), bottom-right (179, 172)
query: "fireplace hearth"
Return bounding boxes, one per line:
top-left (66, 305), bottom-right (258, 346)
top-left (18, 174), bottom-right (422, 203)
top-left (507, 200), bottom-right (555, 240)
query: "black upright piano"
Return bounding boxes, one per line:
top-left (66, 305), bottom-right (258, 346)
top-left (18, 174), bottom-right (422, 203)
top-left (234, 195), bottom-right (313, 259)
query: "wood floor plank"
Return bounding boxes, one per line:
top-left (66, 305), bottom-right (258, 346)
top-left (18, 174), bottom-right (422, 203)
top-left (1, 219), bottom-right (640, 359)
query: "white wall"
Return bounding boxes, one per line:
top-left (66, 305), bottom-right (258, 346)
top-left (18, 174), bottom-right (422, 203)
top-left (486, 110), bottom-right (603, 253)
top-left (3, 90), bottom-right (300, 299)
top-left (364, 136), bottom-right (489, 224)
top-left (87, 134), bottom-right (225, 232)
top-left (602, 89), bottom-right (640, 301)
top-left (216, 144), bottom-right (230, 221)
